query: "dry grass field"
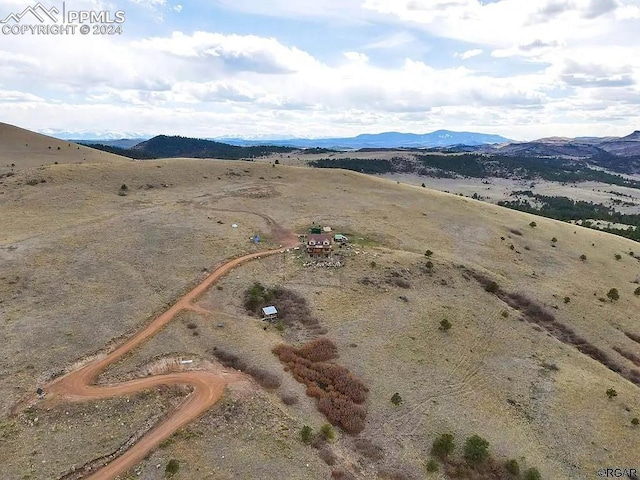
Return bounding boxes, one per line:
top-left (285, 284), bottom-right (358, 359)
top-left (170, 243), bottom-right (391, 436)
top-left (0, 123), bottom-right (127, 176)
top-left (1, 125), bottom-right (639, 479)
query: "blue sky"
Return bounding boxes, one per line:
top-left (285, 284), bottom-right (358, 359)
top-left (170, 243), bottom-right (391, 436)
top-left (0, 0), bottom-right (639, 139)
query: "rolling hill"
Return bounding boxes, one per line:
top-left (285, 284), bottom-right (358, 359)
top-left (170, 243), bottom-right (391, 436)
top-left (1, 126), bottom-right (639, 480)
top-left (130, 135), bottom-right (298, 159)
top-left (0, 122), bottom-right (129, 175)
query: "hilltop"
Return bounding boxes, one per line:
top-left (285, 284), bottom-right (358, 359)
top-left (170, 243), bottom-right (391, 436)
top-left (0, 122), bottom-right (128, 175)
top-left (1, 126), bottom-right (639, 480)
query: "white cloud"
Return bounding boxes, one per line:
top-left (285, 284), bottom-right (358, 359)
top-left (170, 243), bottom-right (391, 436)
top-left (0, 1), bottom-right (639, 139)
top-left (343, 51), bottom-right (369, 63)
top-left (456, 49), bottom-right (483, 60)
top-left (133, 31), bottom-right (321, 74)
top-left (362, 31), bottom-right (415, 50)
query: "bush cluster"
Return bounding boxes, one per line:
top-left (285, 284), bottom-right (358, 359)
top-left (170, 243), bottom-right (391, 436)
top-left (211, 347), bottom-right (281, 389)
top-left (273, 338), bottom-right (368, 434)
top-left (244, 282), bottom-right (326, 334)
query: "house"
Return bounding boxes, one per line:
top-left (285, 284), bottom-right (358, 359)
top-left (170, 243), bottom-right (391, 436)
top-left (306, 234), bottom-right (333, 258)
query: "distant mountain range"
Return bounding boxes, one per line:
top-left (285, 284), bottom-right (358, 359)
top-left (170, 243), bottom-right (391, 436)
top-left (66, 129), bottom-right (640, 173)
top-left (214, 130), bottom-right (512, 149)
top-left (59, 130), bottom-right (511, 150)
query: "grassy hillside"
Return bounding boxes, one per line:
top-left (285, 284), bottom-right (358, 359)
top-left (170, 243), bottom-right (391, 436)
top-left (1, 129), bottom-right (639, 479)
top-left (0, 122), bottom-right (129, 175)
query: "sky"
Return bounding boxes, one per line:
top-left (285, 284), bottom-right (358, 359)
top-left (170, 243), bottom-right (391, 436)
top-left (0, 0), bottom-right (639, 140)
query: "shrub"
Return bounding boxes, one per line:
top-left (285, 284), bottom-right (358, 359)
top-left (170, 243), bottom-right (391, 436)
top-left (551, 237), bottom-right (558, 243)
top-left (391, 392), bottom-right (403, 406)
top-left (505, 459), bottom-right (520, 476)
top-left (439, 319), bottom-right (452, 332)
top-left (120, 184), bottom-right (128, 191)
top-left (211, 347), bottom-right (247, 371)
top-left (606, 288), bottom-right (620, 302)
top-left (321, 423), bottom-right (336, 442)
top-left (422, 183), bottom-right (426, 188)
top-left (485, 281), bottom-right (500, 293)
top-left (615, 254), bottom-right (622, 260)
top-left (564, 296), bottom-right (571, 304)
top-left (165, 459), bottom-right (179, 476)
top-left (523, 467), bottom-right (542, 480)
top-left (606, 388), bottom-right (617, 399)
top-left (319, 446), bottom-right (337, 465)
top-left (186, 322), bottom-right (197, 329)
top-left (274, 159), bottom-right (280, 164)
top-left (501, 311), bottom-right (509, 318)
top-left (370, 261), bottom-right (377, 268)
top-left (634, 287), bottom-right (640, 296)
top-left (301, 425), bottom-right (313, 444)
top-left (425, 250), bottom-right (433, 257)
top-left (463, 435), bottom-right (490, 466)
top-left (354, 438), bottom-right (384, 460)
top-left (529, 222), bottom-right (537, 228)
top-left (426, 459), bottom-right (438, 473)
top-left (631, 418), bottom-right (639, 426)
top-left (431, 433), bottom-right (455, 459)
top-left (580, 254), bottom-right (587, 261)
top-left (425, 261), bottom-right (433, 269)
top-left (246, 366), bottom-right (281, 390)
top-left (216, 285), bottom-right (223, 290)
top-left (280, 393), bottom-right (298, 405)
top-left (275, 321), bottom-right (285, 332)
top-left (243, 282), bottom-right (277, 314)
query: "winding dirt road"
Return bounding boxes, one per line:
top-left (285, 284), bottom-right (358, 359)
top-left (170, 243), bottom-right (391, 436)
top-left (23, 215), bottom-right (300, 480)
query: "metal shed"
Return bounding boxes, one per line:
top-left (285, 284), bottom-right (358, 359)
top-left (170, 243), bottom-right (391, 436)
top-left (262, 306), bottom-right (278, 321)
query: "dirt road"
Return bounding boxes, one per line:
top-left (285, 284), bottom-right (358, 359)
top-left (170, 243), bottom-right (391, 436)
top-left (25, 214), bottom-right (300, 480)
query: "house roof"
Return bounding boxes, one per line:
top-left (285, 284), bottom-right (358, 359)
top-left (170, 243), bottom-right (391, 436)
top-left (308, 234), bottom-right (332, 243)
top-left (262, 306), bottom-right (278, 316)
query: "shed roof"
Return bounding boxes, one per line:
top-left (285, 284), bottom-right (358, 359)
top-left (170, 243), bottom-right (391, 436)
top-left (262, 306), bottom-right (278, 316)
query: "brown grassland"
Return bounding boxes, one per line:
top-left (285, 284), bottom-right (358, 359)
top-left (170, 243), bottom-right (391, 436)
top-left (1, 123), bottom-right (639, 479)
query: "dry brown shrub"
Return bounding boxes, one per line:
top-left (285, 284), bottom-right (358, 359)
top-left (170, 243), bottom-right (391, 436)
top-left (353, 437), bottom-right (384, 460)
top-left (377, 466), bottom-right (420, 480)
top-left (625, 332), bottom-right (640, 344)
top-left (296, 338), bottom-right (339, 362)
top-left (331, 469), bottom-right (356, 480)
top-left (211, 347), bottom-right (247, 371)
top-left (318, 447), bottom-right (337, 466)
top-left (273, 339), bottom-right (369, 434)
top-left (624, 347), bottom-right (640, 367)
top-left (279, 392), bottom-right (298, 405)
top-left (246, 366), bottom-right (281, 390)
